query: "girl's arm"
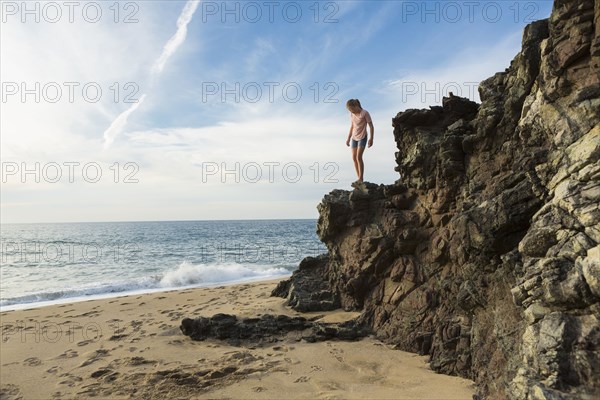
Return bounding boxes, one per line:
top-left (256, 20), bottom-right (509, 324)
top-left (368, 121), bottom-right (374, 147)
top-left (346, 124), bottom-right (353, 146)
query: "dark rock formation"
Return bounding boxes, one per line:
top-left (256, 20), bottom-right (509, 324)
top-left (272, 0), bottom-right (599, 398)
top-left (180, 313), bottom-right (370, 346)
top-left (271, 254), bottom-right (341, 311)
top-left (181, 0), bottom-right (597, 398)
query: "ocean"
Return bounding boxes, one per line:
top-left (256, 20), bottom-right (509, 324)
top-left (0, 219), bottom-right (326, 311)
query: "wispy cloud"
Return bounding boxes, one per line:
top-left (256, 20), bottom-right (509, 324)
top-left (245, 38), bottom-right (275, 73)
top-left (102, 94), bottom-right (147, 148)
top-left (102, 0), bottom-right (201, 149)
top-left (151, 0), bottom-right (201, 76)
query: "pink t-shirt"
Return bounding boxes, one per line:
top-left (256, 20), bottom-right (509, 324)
top-left (350, 109), bottom-right (372, 140)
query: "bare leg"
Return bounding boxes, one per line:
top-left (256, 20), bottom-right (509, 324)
top-left (356, 146), bottom-right (366, 182)
top-left (351, 147), bottom-right (360, 179)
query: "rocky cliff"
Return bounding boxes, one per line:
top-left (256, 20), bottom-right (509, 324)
top-left (272, 0), bottom-right (600, 398)
top-left (181, 0), bottom-right (599, 398)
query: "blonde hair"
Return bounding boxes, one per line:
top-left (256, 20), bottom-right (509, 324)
top-left (346, 98), bottom-right (362, 110)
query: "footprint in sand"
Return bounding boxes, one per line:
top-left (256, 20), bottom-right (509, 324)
top-left (131, 321), bottom-right (144, 333)
top-left (223, 351), bottom-right (262, 365)
top-left (109, 333), bottom-right (128, 341)
top-left (319, 381), bottom-right (344, 391)
top-left (138, 346), bottom-right (151, 354)
top-left (294, 375), bottom-right (310, 383)
top-left (23, 357), bottom-right (42, 366)
top-left (329, 347), bottom-right (344, 363)
top-left (0, 384), bottom-right (23, 400)
top-left (80, 349), bottom-right (109, 367)
top-left (125, 356), bottom-right (157, 366)
top-left (77, 339), bottom-right (93, 347)
top-left (58, 373), bottom-right (83, 386)
top-left (283, 357), bottom-right (301, 365)
top-left (56, 350), bottom-right (78, 359)
top-left (106, 319), bottom-right (123, 331)
top-left (1, 325), bottom-right (15, 343)
top-left (310, 365), bottom-right (323, 372)
top-left (71, 311), bottom-right (101, 318)
top-left (76, 383), bottom-right (102, 397)
top-left (90, 368), bottom-right (119, 382)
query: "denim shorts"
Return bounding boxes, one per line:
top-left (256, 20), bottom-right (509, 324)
top-left (351, 137), bottom-right (368, 148)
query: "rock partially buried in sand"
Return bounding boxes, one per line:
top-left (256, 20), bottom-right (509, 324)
top-left (180, 313), bottom-right (370, 346)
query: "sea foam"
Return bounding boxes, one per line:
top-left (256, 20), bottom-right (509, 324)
top-left (0, 261), bottom-right (291, 310)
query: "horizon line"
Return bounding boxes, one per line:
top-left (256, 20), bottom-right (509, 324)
top-left (0, 217), bottom-right (318, 225)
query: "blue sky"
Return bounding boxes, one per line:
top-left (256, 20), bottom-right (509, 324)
top-left (1, 0), bottom-right (553, 223)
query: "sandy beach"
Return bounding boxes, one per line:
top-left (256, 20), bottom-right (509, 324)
top-left (0, 278), bottom-right (475, 399)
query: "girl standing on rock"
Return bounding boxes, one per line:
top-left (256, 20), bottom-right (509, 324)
top-left (345, 99), bottom-right (374, 184)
